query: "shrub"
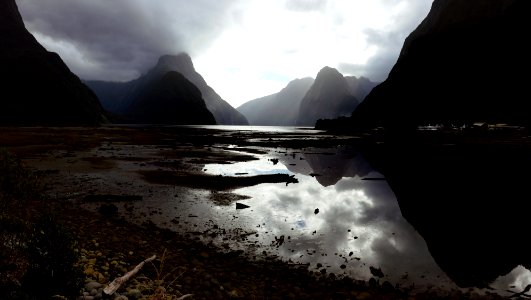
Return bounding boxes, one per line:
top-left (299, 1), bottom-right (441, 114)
top-left (0, 149), bottom-right (83, 299)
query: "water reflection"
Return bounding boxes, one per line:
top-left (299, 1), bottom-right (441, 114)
top-left (380, 141), bottom-right (531, 289)
top-left (204, 148), bottom-right (456, 291)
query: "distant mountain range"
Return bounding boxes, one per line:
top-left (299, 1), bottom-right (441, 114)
top-left (320, 0), bottom-right (530, 131)
top-left (0, 0), bottom-right (105, 125)
top-left (87, 54), bottom-right (248, 125)
top-left (237, 68), bottom-right (377, 126)
top-left (237, 78), bottom-right (314, 126)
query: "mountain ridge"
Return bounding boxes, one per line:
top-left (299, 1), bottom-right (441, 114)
top-left (0, 0), bottom-right (105, 125)
top-left (87, 53), bottom-right (248, 125)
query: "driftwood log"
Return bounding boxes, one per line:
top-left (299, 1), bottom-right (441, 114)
top-left (103, 255), bottom-right (156, 295)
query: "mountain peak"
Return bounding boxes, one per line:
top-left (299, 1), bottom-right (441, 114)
top-left (0, 0), bottom-right (105, 125)
top-left (315, 66), bottom-right (344, 81)
top-left (0, 0), bottom-right (44, 52)
top-left (0, 0), bottom-right (24, 30)
top-left (155, 53), bottom-right (195, 74)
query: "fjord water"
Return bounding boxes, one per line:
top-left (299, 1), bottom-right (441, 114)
top-left (203, 147), bottom-right (456, 289)
top-left (188, 133), bottom-right (531, 296)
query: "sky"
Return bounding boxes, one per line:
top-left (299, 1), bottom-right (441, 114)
top-left (18, 0), bottom-right (432, 108)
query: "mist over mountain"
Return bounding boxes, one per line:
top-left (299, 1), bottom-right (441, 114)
top-left (345, 76), bottom-right (379, 102)
top-left (87, 53), bottom-right (247, 125)
top-left (238, 69), bottom-right (378, 126)
top-left (0, 0), bottom-right (105, 125)
top-left (345, 0), bottom-right (531, 131)
top-left (297, 67), bottom-right (359, 126)
top-left (237, 78), bottom-right (314, 126)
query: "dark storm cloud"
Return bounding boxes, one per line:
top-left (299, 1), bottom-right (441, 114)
top-left (17, 0), bottom-right (238, 81)
top-left (285, 0), bottom-right (328, 12)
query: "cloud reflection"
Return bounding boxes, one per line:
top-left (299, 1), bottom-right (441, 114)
top-left (205, 149), bottom-right (454, 289)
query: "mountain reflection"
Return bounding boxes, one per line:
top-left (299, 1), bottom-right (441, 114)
top-left (205, 148), bottom-right (454, 290)
top-left (278, 147), bottom-right (373, 186)
top-left (204, 145), bottom-right (531, 295)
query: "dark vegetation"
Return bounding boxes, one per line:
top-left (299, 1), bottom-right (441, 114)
top-left (0, 149), bottom-right (83, 299)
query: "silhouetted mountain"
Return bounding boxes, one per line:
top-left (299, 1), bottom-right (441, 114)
top-left (279, 148), bottom-right (372, 187)
top-left (88, 54), bottom-right (248, 125)
top-left (85, 80), bottom-right (137, 114)
top-left (349, 0), bottom-right (531, 131)
top-left (344, 76), bottom-right (378, 102)
top-left (237, 78), bottom-right (314, 126)
top-left (126, 71), bottom-right (215, 124)
top-left (297, 67), bottom-right (359, 126)
top-left (0, 0), bottom-right (105, 125)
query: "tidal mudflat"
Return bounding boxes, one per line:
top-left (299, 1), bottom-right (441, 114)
top-left (2, 125), bottom-right (526, 299)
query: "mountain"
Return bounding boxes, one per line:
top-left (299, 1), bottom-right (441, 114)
top-left (87, 54), bottom-right (248, 125)
top-left (344, 76), bottom-right (378, 102)
top-left (278, 148), bottom-right (372, 187)
top-left (0, 0), bottom-right (105, 125)
top-left (237, 78), bottom-right (314, 126)
top-left (348, 0), bottom-right (531, 131)
top-left (297, 67), bottom-right (359, 126)
top-left (88, 57), bottom-right (216, 124)
top-left (126, 71), bottom-right (215, 125)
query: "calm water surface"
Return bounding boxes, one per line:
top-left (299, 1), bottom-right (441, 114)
top-left (197, 145), bottom-right (531, 295)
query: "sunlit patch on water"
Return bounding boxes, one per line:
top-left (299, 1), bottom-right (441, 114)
top-left (204, 157), bottom-right (290, 176)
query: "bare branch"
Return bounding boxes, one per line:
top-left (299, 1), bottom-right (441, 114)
top-left (103, 255), bottom-right (157, 295)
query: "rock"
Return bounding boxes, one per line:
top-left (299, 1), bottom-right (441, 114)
top-left (126, 289), bottom-right (142, 299)
top-left (85, 282), bottom-right (103, 290)
top-left (98, 203), bottom-right (118, 216)
top-left (314, 208), bottom-right (319, 214)
top-left (236, 203), bottom-right (250, 210)
top-left (114, 296), bottom-right (128, 300)
top-left (382, 281), bottom-right (394, 292)
top-left (369, 266), bottom-right (385, 278)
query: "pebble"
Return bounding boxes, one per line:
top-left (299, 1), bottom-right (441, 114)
top-left (126, 289), bottom-right (142, 299)
top-left (85, 281), bottom-right (102, 290)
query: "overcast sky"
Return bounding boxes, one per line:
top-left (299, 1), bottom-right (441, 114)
top-left (18, 0), bottom-right (432, 107)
